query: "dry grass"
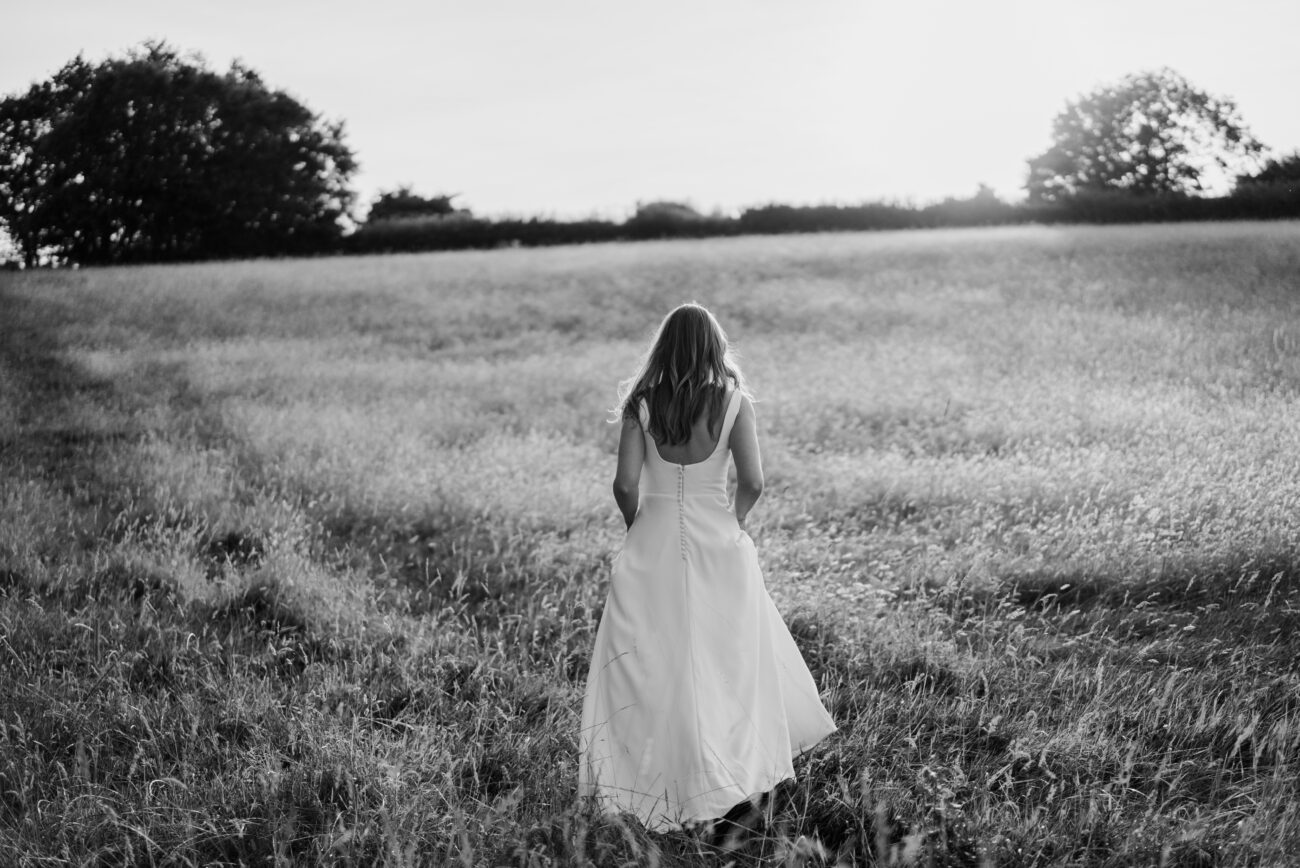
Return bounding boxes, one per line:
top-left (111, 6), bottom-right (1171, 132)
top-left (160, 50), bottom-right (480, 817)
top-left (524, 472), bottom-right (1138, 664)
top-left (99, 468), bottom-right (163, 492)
top-left (2, 221), bottom-right (1299, 866)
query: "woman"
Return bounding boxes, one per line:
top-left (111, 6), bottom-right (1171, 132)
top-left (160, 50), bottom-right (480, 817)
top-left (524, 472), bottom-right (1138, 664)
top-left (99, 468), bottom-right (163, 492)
top-left (578, 303), bottom-right (836, 834)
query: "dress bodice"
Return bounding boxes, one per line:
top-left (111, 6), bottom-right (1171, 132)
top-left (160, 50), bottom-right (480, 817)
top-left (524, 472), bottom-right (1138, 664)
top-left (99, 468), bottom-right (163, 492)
top-left (638, 390), bottom-right (742, 500)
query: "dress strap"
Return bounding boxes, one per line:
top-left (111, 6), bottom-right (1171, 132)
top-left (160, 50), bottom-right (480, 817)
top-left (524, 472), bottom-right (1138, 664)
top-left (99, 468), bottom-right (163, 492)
top-left (717, 388), bottom-right (743, 447)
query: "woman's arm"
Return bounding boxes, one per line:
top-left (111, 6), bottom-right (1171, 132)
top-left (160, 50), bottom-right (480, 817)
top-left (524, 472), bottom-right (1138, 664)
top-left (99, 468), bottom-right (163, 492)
top-left (613, 414), bottom-right (644, 529)
top-left (728, 394), bottom-right (764, 526)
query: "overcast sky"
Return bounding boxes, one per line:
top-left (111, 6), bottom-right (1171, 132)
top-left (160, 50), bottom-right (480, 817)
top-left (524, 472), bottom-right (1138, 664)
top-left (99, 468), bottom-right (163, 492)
top-left (7, 0), bottom-right (1299, 218)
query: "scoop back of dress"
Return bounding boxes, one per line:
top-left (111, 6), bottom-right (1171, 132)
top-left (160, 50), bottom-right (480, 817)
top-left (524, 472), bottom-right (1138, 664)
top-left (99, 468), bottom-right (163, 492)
top-left (579, 389), bottom-right (837, 831)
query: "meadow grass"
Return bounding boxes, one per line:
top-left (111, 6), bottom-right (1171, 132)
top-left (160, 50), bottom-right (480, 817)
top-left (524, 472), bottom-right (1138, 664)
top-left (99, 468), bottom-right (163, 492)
top-left (1, 221), bottom-right (1299, 866)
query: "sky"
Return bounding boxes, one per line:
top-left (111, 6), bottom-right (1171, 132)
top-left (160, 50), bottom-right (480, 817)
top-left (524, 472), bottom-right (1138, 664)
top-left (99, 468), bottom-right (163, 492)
top-left (6, 0), bottom-right (1300, 219)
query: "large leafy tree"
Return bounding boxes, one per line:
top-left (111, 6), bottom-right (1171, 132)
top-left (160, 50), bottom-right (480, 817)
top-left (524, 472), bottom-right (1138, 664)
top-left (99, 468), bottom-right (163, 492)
top-left (0, 42), bottom-right (356, 265)
top-left (1025, 68), bottom-right (1263, 202)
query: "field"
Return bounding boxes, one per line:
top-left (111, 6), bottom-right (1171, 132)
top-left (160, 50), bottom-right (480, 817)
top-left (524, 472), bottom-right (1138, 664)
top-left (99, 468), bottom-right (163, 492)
top-left (2, 221), bottom-right (1299, 866)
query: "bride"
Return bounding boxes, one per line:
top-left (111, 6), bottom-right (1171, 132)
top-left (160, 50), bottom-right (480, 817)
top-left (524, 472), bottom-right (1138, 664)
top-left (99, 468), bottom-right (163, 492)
top-left (579, 302), bottom-right (836, 835)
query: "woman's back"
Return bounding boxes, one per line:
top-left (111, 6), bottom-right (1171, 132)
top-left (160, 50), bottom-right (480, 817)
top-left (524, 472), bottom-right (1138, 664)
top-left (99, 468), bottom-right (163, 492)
top-left (637, 388), bottom-right (739, 501)
top-left (648, 384), bottom-right (729, 466)
top-left (645, 384), bottom-right (730, 466)
top-left (651, 415), bottom-right (725, 466)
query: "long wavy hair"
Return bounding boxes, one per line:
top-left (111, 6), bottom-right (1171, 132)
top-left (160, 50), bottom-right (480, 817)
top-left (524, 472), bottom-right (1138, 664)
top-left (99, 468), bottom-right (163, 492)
top-left (617, 303), bottom-right (749, 445)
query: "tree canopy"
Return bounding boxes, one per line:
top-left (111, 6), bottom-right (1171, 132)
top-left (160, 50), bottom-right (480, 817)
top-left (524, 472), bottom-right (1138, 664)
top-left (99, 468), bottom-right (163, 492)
top-left (1025, 68), bottom-right (1263, 202)
top-left (367, 186), bottom-right (464, 222)
top-left (0, 42), bottom-right (356, 266)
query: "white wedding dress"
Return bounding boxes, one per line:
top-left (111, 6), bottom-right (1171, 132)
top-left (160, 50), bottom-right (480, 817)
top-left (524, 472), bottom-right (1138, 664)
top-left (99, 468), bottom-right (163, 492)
top-left (579, 389), bottom-right (836, 831)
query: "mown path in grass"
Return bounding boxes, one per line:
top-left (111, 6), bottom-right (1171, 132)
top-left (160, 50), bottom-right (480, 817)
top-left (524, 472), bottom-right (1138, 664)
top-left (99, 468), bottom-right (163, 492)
top-left (2, 222), bottom-right (1300, 865)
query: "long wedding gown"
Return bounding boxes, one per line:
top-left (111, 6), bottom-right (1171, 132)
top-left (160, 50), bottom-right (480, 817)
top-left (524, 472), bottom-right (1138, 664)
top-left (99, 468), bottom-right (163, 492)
top-left (579, 389), bottom-right (836, 831)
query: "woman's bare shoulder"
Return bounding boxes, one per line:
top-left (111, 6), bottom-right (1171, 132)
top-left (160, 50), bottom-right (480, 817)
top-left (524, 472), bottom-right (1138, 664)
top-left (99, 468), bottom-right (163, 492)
top-left (622, 401), bottom-right (644, 430)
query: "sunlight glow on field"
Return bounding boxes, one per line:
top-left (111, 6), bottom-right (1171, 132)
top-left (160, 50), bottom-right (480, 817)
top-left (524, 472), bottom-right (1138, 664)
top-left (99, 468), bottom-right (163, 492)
top-left (2, 221), bottom-right (1299, 864)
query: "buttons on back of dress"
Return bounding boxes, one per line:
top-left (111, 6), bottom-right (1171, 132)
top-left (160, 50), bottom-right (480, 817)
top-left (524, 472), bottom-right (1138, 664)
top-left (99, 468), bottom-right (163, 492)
top-left (677, 465), bottom-right (687, 561)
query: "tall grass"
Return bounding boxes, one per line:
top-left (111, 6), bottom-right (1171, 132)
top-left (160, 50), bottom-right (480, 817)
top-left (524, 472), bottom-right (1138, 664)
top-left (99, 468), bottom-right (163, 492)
top-left (1, 221), bottom-right (1298, 865)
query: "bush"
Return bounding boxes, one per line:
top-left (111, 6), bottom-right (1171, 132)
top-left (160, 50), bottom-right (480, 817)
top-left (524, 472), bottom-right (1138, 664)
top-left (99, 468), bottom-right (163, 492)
top-left (623, 201), bottom-right (738, 240)
top-left (345, 214), bottom-right (625, 254)
top-left (1236, 151), bottom-right (1300, 192)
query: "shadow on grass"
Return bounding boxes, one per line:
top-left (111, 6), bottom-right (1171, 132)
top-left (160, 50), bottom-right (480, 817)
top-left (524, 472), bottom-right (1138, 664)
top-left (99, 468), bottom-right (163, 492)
top-left (0, 290), bottom-right (134, 491)
top-left (1004, 552), bottom-right (1300, 611)
top-left (0, 287), bottom-right (259, 554)
top-left (920, 552), bottom-right (1300, 654)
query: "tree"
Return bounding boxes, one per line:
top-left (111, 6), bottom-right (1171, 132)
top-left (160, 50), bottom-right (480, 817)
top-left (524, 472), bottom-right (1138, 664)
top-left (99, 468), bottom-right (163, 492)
top-left (367, 186), bottom-right (465, 222)
top-left (0, 42), bottom-right (356, 266)
top-left (1025, 68), bottom-right (1263, 202)
top-left (631, 200), bottom-right (704, 221)
top-left (1235, 151), bottom-right (1300, 192)
top-left (624, 201), bottom-right (717, 239)
top-left (926, 184), bottom-right (1015, 225)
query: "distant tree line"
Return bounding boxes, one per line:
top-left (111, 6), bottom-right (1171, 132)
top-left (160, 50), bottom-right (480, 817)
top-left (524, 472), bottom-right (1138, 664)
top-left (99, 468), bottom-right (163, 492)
top-left (1, 51), bottom-right (1297, 267)
top-left (342, 180), bottom-right (1300, 254)
top-left (350, 69), bottom-right (1296, 253)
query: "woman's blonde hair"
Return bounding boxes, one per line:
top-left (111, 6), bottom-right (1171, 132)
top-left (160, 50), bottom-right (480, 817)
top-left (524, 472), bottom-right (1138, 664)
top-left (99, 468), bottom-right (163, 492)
top-left (617, 303), bottom-right (748, 445)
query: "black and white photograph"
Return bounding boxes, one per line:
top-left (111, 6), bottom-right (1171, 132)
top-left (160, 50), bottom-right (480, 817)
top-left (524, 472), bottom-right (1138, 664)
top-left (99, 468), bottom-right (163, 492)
top-left (2, 1), bottom-right (1299, 865)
